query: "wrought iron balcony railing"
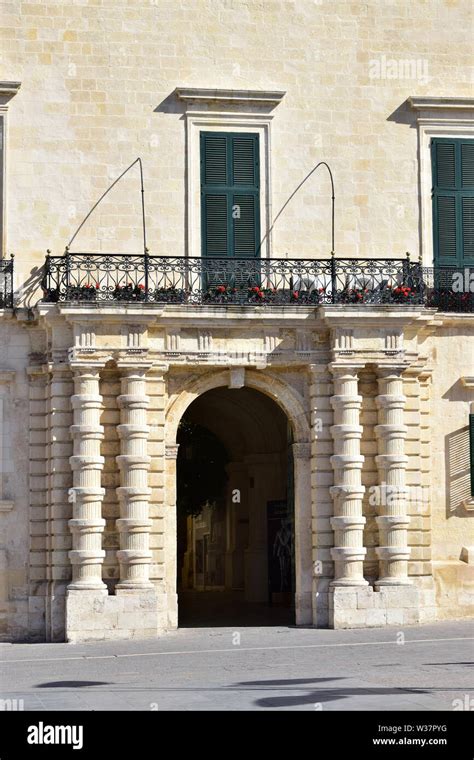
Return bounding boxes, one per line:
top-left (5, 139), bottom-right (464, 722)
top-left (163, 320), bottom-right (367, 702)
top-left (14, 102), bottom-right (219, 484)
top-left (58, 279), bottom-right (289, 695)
top-left (40, 253), bottom-right (474, 312)
top-left (0, 256), bottom-right (14, 309)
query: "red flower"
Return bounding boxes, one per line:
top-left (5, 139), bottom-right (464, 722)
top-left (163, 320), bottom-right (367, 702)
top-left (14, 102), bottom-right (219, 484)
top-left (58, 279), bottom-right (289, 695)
top-left (292, 291), bottom-right (299, 299)
top-left (318, 287), bottom-right (325, 293)
top-left (357, 293), bottom-right (363, 300)
top-left (95, 282), bottom-right (100, 289)
top-left (138, 284), bottom-right (145, 290)
top-left (257, 291), bottom-right (264, 298)
top-left (217, 285), bottom-right (226, 293)
top-left (251, 286), bottom-right (260, 293)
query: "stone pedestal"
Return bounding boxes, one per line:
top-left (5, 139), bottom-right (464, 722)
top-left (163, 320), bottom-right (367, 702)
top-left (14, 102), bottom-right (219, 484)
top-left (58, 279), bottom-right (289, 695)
top-left (329, 585), bottom-right (424, 629)
top-left (65, 587), bottom-right (168, 642)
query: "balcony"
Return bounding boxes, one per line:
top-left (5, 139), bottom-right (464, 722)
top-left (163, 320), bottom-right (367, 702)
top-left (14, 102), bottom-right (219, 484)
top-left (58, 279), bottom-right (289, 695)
top-left (0, 256), bottom-right (14, 309)
top-left (40, 253), bottom-right (474, 312)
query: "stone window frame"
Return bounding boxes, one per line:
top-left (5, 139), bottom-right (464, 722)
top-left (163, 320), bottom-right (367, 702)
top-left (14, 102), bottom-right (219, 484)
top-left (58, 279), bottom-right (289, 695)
top-left (176, 88), bottom-right (285, 260)
top-left (0, 82), bottom-right (21, 259)
top-left (409, 97), bottom-right (474, 267)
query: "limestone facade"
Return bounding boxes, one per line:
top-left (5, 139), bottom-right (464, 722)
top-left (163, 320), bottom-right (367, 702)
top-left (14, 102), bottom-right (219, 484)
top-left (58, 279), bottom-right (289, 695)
top-left (0, 1), bottom-right (472, 640)
top-left (0, 302), bottom-right (471, 641)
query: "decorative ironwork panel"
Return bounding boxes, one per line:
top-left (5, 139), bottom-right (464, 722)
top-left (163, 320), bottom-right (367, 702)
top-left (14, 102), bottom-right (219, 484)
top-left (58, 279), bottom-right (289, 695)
top-left (40, 254), bottom-right (472, 312)
top-left (0, 257), bottom-right (14, 309)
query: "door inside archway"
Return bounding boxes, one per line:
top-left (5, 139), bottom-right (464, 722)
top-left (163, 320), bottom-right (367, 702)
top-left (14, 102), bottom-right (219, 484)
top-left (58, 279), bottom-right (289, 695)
top-left (176, 387), bottom-right (295, 627)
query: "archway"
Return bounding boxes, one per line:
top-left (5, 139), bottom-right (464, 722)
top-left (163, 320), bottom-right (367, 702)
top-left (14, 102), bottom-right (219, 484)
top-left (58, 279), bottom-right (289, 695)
top-left (176, 387), bottom-right (296, 626)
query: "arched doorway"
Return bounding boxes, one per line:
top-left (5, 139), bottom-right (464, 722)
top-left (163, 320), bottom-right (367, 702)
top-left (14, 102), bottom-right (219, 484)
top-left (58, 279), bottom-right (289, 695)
top-left (176, 387), bottom-right (295, 626)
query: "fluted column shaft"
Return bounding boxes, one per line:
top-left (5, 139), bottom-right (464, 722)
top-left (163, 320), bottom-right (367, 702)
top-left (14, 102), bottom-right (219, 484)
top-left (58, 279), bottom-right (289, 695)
top-left (330, 367), bottom-right (367, 585)
top-left (116, 369), bottom-right (152, 589)
top-left (375, 369), bottom-right (411, 584)
top-left (68, 369), bottom-right (106, 591)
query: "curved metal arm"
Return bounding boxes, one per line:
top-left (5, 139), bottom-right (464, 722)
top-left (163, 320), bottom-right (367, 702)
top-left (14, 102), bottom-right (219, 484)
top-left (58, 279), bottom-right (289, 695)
top-left (66, 157), bottom-right (147, 256)
top-left (260, 160), bottom-right (335, 255)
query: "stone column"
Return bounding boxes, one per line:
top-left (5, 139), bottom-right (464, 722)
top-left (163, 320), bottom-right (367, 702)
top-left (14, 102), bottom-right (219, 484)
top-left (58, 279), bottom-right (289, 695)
top-left (375, 367), bottom-right (411, 585)
top-left (68, 367), bottom-right (106, 591)
top-left (329, 365), bottom-right (367, 586)
top-left (116, 367), bottom-right (153, 589)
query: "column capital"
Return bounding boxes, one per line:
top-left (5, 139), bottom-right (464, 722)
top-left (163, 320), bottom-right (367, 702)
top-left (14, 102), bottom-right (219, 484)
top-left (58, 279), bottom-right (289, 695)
top-left (116, 362), bottom-right (154, 375)
top-left (70, 363), bottom-right (104, 374)
top-left (329, 362), bottom-right (365, 378)
top-left (375, 364), bottom-right (407, 380)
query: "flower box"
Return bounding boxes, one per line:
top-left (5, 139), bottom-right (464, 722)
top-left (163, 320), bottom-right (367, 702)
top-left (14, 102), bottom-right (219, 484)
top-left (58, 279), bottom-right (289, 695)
top-left (113, 283), bottom-right (147, 302)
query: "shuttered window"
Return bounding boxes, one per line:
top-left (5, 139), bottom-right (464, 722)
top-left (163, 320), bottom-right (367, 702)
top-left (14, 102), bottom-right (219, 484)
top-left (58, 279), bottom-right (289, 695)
top-left (200, 132), bottom-right (260, 258)
top-left (431, 138), bottom-right (474, 266)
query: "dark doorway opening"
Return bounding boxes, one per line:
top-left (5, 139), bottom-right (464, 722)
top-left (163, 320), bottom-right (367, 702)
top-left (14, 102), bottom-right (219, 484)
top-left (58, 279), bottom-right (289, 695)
top-left (176, 387), bottom-right (295, 627)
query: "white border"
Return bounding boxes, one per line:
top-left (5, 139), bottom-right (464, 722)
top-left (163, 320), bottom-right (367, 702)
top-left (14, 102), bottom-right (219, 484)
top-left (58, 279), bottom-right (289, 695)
top-left (185, 112), bottom-right (274, 260)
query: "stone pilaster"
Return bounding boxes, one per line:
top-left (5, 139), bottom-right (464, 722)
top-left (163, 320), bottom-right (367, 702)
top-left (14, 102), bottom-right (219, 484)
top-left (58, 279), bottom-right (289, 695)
top-left (309, 364), bottom-right (333, 628)
top-left (48, 365), bottom-right (74, 639)
top-left (68, 367), bottom-right (106, 592)
top-left (116, 366), bottom-right (153, 589)
top-left (374, 367), bottom-right (411, 585)
top-left (329, 365), bottom-right (367, 586)
top-left (292, 441), bottom-right (312, 624)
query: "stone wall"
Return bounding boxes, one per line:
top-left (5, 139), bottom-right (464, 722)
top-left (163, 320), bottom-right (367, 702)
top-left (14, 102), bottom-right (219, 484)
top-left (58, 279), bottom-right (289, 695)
top-left (1, 0), bottom-right (473, 298)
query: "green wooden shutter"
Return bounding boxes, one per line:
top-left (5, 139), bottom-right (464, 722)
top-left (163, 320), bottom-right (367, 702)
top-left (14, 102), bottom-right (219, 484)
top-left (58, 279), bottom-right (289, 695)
top-left (201, 132), bottom-right (260, 259)
top-left (432, 138), bottom-right (474, 266)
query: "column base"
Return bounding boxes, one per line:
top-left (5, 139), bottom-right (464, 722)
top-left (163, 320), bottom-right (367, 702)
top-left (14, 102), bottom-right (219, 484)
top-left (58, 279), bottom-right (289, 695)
top-left (65, 588), bottom-right (173, 642)
top-left (67, 582), bottom-right (107, 592)
top-left (330, 579), bottom-right (369, 587)
top-left (375, 578), bottom-right (413, 587)
top-left (115, 582), bottom-right (154, 591)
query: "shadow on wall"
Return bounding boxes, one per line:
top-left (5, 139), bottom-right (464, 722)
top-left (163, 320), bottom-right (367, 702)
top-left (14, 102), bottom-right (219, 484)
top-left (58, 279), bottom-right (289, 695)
top-left (153, 91), bottom-right (186, 116)
top-left (445, 426), bottom-right (471, 518)
top-left (386, 99), bottom-right (417, 128)
top-left (17, 265), bottom-right (44, 309)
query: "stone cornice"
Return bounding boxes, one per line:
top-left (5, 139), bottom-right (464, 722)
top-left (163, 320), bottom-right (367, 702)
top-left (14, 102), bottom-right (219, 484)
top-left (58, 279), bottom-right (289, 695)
top-left (409, 96), bottom-right (474, 112)
top-left (175, 87), bottom-right (286, 107)
top-left (319, 305), bottom-right (436, 328)
top-left (0, 81), bottom-right (21, 96)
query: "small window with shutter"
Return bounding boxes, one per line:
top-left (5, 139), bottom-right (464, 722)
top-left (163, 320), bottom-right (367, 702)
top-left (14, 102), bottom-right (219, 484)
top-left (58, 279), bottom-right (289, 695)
top-left (200, 132), bottom-right (260, 259)
top-left (431, 138), bottom-right (474, 266)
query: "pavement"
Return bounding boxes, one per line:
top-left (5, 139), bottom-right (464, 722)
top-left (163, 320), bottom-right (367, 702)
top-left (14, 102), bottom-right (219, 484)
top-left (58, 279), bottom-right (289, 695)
top-left (1, 620), bottom-right (473, 711)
